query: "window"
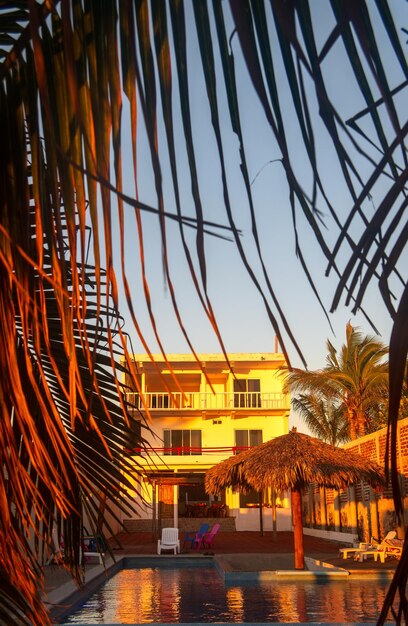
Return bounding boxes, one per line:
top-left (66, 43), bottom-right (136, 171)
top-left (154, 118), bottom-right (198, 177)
top-left (163, 429), bottom-right (202, 455)
top-left (235, 429), bottom-right (262, 453)
top-left (233, 379), bottom-right (261, 408)
top-left (239, 488), bottom-right (263, 508)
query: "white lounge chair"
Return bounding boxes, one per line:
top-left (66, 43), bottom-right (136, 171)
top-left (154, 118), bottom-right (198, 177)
top-left (157, 528), bottom-right (180, 555)
top-left (46, 527), bottom-right (63, 565)
top-left (355, 544), bottom-right (386, 563)
top-left (339, 542), bottom-right (370, 560)
top-left (383, 537), bottom-right (403, 559)
top-left (354, 531), bottom-right (397, 563)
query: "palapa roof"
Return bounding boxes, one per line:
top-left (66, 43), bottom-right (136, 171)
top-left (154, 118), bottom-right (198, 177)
top-left (205, 429), bottom-right (385, 494)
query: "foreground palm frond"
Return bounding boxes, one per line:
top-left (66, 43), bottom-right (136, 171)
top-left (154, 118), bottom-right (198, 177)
top-left (0, 1), bottom-right (407, 624)
top-left (1, 195), bottom-right (151, 622)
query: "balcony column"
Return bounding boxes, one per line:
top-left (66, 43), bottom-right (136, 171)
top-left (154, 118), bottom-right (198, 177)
top-left (200, 371), bottom-right (206, 410)
top-left (173, 485), bottom-right (179, 528)
top-left (152, 480), bottom-right (157, 540)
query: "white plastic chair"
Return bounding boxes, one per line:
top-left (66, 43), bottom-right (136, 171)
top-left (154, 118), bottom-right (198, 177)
top-left (46, 527), bottom-right (62, 565)
top-left (81, 536), bottom-right (105, 564)
top-left (157, 528), bottom-right (180, 554)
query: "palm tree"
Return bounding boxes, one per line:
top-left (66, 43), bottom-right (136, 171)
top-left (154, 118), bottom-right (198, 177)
top-left (0, 2), bottom-right (406, 624)
top-left (291, 394), bottom-right (349, 446)
top-left (289, 323), bottom-right (389, 440)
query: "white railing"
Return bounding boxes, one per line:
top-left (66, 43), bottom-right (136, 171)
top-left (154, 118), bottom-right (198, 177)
top-left (126, 391), bottom-right (289, 411)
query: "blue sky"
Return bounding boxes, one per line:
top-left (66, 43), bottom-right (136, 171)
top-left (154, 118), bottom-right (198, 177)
top-left (106, 2), bottom-right (406, 429)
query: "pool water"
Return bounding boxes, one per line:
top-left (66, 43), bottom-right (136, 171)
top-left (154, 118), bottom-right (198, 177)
top-left (62, 561), bottom-right (393, 624)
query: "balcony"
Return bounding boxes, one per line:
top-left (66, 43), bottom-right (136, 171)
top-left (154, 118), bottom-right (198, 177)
top-left (126, 391), bottom-right (289, 413)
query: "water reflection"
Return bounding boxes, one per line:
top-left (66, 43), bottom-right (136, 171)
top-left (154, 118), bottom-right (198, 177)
top-left (115, 567), bottom-right (182, 623)
top-left (63, 565), bottom-right (394, 624)
top-left (225, 586), bottom-right (244, 621)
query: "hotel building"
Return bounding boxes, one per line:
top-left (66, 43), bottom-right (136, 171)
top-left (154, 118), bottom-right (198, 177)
top-left (123, 352), bottom-right (292, 532)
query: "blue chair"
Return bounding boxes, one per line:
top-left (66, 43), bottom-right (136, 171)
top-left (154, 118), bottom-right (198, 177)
top-left (182, 523), bottom-right (210, 550)
top-left (194, 523), bottom-right (221, 550)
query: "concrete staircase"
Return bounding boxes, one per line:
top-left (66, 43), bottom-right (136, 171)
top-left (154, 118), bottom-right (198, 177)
top-left (123, 516), bottom-right (236, 533)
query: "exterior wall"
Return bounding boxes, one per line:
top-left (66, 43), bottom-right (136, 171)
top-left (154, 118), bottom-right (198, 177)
top-left (229, 488), bottom-right (292, 531)
top-left (123, 352), bottom-right (291, 531)
top-left (82, 498), bottom-right (123, 539)
top-left (302, 418), bottom-right (408, 543)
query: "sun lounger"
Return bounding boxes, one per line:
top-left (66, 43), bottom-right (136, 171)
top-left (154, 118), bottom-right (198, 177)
top-left (339, 543), bottom-right (370, 560)
top-left (355, 545), bottom-right (386, 563)
top-left (354, 531), bottom-right (399, 563)
top-left (384, 538), bottom-right (403, 559)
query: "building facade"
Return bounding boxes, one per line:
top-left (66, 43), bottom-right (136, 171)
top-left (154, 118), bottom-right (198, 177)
top-left (123, 352), bottom-right (292, 532)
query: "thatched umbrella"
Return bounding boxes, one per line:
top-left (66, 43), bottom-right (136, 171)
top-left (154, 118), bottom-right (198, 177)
top-left (205, 428), bottom-right (385, 569)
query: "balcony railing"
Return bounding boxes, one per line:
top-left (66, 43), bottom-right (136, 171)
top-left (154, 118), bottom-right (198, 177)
top-left (125, 445), bottom-right (255, 456)
top-left (126, 391), bottom-right (288, 411)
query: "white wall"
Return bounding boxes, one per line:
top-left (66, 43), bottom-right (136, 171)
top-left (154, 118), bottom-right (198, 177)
top-left (233, 507), bottom-right (292, 531)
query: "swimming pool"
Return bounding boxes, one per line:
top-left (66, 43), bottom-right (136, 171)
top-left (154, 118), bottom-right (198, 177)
top-left (58, 558), bottom-right (393, 624)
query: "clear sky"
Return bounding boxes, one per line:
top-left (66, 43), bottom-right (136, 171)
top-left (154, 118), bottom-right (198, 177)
top-left (106, 2), bottom-right (406, 430)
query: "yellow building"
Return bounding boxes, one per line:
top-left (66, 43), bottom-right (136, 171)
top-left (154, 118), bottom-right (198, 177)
top-left (123, 352), bottom-right (291, 532)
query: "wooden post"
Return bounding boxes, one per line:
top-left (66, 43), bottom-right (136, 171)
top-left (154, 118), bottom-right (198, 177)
top-left (291, 488), bottom-right (304, 570)
top-left (271, 488), bottom-right (277, 541)
top-left (308, 485), bottom-right (315, 527)
top-left (259, 491), bottom-right (264, 536)
top-left (334, 489), bottom-right (341, 531)
top-left (349, 485), bottom-right (358, 536)
top-left (369, 487), bottom-right (379, 541)
top-left (319, 486), bottom-right (327, 529)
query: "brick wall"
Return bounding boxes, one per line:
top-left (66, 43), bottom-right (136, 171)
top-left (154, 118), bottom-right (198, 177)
top-left (343, 418), bottom-right (408, 501)
top-left (302, 417), bottom-right (408, 541)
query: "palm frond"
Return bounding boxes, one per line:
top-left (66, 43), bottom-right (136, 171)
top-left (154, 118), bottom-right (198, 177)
top-left (292, 394), bottom-right (349, 445)
top-left (0, 2), bottom-right (407, 623)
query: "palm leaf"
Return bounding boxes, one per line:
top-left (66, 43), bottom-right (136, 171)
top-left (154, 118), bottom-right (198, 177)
top-left (0, 2), bottom-right (407, 622)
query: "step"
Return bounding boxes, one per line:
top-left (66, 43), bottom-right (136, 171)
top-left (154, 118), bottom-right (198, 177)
top-left (123, 516), bottom-right (236, 533)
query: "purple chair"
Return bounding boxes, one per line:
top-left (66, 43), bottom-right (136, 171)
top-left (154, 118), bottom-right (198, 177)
top-left (183, 523), bottom-right (209, 549)
top-left (194, 523), bottom-right (221, 550)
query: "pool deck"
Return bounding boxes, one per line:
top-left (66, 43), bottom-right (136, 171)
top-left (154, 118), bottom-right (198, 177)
top-left (44, 530), bottom-right (398, 601)
top-left (108, 530), bottom-right (397, 575)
